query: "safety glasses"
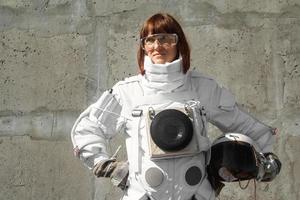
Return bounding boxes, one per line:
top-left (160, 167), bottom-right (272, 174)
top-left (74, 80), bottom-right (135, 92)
top-left (140, 33), bottom-right (178, 50)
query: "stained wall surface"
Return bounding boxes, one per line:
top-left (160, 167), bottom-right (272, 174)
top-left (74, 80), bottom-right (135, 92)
top-left (0, 0), bottom-right (299, 200)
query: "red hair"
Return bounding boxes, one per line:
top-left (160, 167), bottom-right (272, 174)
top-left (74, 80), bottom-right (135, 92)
top-left (137, 13), bottom-right (190, 75)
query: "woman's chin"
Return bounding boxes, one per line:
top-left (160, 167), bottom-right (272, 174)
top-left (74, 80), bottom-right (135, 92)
top-left (152, 58), bottom-right (168, 64)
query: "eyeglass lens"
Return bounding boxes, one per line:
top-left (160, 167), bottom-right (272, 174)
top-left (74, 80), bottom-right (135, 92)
top-left (142, 34), bottom-right (177, 49)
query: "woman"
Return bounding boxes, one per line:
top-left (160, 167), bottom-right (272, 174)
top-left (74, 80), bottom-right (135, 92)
top-left (71, 13), bottom-right (280, 200)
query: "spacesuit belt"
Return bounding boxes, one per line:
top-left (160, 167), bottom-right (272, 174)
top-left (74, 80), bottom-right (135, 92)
top-left (197, 135), bottom-right (211, 152)
top-left (133, 91), bottom-right (198, 107)
top-left (200, 110), bottom-right (211, 166)
top-left (132, 116), bottom-right (142, 173)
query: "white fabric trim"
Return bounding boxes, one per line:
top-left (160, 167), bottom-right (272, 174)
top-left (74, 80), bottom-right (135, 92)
top-left (142, 56), bottom-right (187, 93)
top-left (133, 91), bottom-right (198, 107)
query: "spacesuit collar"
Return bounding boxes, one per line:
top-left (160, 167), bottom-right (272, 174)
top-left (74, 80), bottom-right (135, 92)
top-left (144, 55), bottom-right (182, 74)
top-left (142, 56), bottom-right (187, 93)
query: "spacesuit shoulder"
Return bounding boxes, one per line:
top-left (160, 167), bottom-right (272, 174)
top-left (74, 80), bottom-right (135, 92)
top-left (190, 70), bottom-right (214, 80)
top-left (111, 75), bottom-right (142, 103)
top-left (189, 70), bottom-right (219, 89)
top-left (113, 75), bottom-right (140, 87)
top-left (111, 75), bottom-right (140, 93)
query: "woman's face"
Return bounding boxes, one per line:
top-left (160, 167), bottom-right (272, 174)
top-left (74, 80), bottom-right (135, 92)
top-left (143, 33), bottom-right (178, 64)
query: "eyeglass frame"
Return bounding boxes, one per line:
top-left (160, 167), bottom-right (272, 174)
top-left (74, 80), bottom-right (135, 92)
top-left (140, 33), bottom-right (178, 50)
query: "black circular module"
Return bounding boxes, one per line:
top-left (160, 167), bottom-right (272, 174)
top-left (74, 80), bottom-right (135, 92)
top-left (150, 109), bottom-right (193, 151)
top-left (185, 166), bottom-right (202, 186)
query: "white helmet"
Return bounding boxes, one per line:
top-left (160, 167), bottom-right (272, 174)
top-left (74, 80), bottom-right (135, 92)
top-left (207, 133), bottom-right (266, 182)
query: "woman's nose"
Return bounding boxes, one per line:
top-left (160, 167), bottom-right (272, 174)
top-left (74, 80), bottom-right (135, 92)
top-left (152, 40), bottom-right (162, 49)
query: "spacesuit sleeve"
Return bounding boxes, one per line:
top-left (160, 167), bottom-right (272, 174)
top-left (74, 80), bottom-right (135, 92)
top-left (70, 87), bottom-right (125, 169)
top-left (207, 82), bottom-right (275, 153)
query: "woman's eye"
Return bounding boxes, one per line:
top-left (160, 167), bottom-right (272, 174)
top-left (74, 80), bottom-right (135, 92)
top-left (160, 36), bottom-right (167, 42)
top-left (146, 37), bottom-right (156, 43)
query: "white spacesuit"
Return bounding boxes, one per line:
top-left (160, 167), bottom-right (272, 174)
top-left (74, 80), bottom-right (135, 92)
top-left (71, 56), bottom-right (275, 200)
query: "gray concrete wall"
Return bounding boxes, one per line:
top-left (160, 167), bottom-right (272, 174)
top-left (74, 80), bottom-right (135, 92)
top-left (0, 0), bottom-right (299, 200)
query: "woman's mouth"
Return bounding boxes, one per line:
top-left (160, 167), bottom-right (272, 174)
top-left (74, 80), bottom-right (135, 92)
top-left (153, 52), bottom-right (165, 57)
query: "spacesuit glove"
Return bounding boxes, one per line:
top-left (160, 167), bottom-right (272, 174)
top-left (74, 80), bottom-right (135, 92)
top-left (93, 159), bottom-right (117, 178)
top-left (261, 152), bottom-right (281, 182)
top-left (93, 159), bottom-right (129, 190)
top-left (110, 161), bottom-right (129, 190)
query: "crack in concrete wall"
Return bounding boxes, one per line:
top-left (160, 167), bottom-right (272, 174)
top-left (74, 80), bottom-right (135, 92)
top-left (0, 110), bottom-right (78, 140)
